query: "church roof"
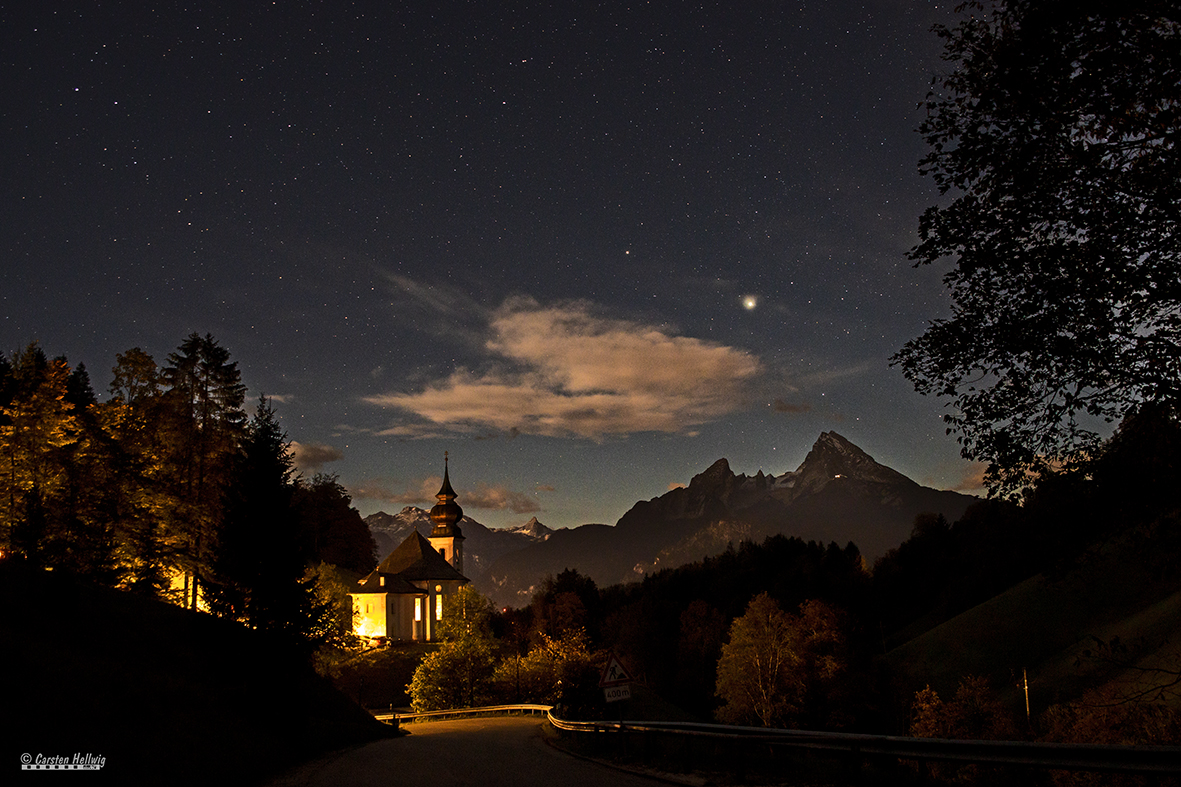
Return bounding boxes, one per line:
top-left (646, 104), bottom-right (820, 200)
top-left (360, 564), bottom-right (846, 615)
top-left (353, 573), bottom-right (423, 595)
top-left (352, 531), bottom-right (468, 594)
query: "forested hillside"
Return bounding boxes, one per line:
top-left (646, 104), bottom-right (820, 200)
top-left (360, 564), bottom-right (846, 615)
top-left (0, 336), bottom-right (376, 649)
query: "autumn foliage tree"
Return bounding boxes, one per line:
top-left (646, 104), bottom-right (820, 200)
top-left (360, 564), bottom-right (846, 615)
top-left (893, 0), bottom-right (1181, 493)
top-left (714, 593), bottom-right (849, 728)
top-left (408, 586), bottom-right (499, 711)
top-left (494, 629), bottom-right (599, 710)
top-left (0, 346), bottom-right (83, 566)
top-left (910, 676), bottom-right (1019, 783)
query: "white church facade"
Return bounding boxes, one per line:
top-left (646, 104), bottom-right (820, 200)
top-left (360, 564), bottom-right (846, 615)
top-left (350, 457), bottom-right (468, 642)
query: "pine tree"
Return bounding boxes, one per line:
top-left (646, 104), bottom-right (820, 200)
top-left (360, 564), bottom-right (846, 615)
top-left (101, 347), bottom-right (171, 594)
top-left (160, 333), bottom-right (246, 609)
top-left (210, 397), bottom-right (317, 643)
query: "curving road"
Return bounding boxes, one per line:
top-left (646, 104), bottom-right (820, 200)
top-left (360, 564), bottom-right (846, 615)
top-left (267, 716), bottom-right (665, 787)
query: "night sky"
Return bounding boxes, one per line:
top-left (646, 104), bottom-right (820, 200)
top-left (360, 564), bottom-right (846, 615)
top-left (2, 1), bottom-right (984, 531)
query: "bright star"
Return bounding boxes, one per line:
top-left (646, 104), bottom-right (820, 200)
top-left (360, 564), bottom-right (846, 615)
top-left (742, 295), bottom-right (758, 310)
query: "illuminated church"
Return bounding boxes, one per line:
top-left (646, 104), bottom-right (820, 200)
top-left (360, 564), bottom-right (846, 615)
top-left (350, 456), bottom-right (468, 642)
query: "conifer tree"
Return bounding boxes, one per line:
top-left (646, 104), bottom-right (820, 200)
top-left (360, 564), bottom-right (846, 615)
top-left (102, 347), bottom-right (171, 594)
top-left (210, 397), bottom-right (317, 643)
top-left (160, 333), bottom-right (246, 609)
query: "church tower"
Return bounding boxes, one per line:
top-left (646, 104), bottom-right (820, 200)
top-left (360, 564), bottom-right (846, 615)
top-left (428, 452), bottom-right (465, 574)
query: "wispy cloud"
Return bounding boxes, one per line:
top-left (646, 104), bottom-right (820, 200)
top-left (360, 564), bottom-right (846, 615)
top-left (351, 476), bottom-right (541, 514)
top-left (290, 441), bottom-right (344, 472)
top-left (351, 476), bottom-right (442, 506)
top-left (797, 360), bottom-right (878, 388)
top-left (378, 270), bottom-right (490, 347)
top-left (365, 297), bottom-right (762, 439)
top-left (949, 463), bottom-right (988, 494)
top-left (773, 399), bottom-right (812, 414)
top-left (465, 483), bottom-right (542, 514)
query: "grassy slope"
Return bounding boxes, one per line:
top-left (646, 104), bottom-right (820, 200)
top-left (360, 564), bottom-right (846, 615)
top-left (1, 562), bottom-right (392, 786)
top-left (881, 533), bottom-right (1181, 723)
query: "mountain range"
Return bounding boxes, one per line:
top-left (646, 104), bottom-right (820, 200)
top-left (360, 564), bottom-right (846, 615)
top-left (365, 506), bottom-right (554, 585)
top-left (363, 432), bottom-right (976, 608)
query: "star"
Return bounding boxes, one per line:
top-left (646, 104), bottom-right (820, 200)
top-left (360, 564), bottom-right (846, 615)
top-left (742, 295), bottom-right (758, 311)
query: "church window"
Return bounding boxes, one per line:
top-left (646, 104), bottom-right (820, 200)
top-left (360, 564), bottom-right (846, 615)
top-left (436, 594), bottom-right (443, 620)
top-left (414, 598), bottom-right (422, 622)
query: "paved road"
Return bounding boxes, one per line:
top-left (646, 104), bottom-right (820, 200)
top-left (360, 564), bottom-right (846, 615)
top-left (267, 716), bottom-right (667, 787)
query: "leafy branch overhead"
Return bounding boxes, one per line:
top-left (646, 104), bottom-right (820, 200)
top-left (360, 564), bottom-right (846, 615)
top-left (893, 0), bottom-right (1181, 492)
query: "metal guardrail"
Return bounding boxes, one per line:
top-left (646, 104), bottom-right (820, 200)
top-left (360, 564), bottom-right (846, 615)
top-left (369, 703), bottom-right (1181, 775)
top-left (374, 704), bottom-right (553, 723)
top-left (546, 713), bottom-right (1181, 775)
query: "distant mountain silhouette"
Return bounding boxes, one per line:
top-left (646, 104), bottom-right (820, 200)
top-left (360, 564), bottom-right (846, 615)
top-left (481, 432), bottom-right (976, 607)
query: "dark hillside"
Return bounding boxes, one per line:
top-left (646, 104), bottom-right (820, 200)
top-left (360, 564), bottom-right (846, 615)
top-left (1, 561), bottom-right (390, 786)
top-left (881, 522), bottom-right (1181, 728)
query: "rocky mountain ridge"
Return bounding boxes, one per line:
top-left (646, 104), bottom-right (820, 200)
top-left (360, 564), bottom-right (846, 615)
top-left (482, 432), bottom-right (976, 607)
top-left (363, 432), bottom-right (976, 608)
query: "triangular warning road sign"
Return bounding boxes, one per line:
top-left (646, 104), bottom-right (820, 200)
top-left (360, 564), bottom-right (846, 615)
top-left (599, 652), bottom-right (634, 687)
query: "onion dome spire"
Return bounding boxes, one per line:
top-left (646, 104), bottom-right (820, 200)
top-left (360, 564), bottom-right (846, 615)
top-left (429, 452), bottom-right (464, 538)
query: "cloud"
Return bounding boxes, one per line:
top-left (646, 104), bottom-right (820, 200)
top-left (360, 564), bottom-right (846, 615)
top-left (464, 484), bottom-right (542, 514)
top-left (773, 399), bottom-right (812, 414)
top-left (378, 270), bottom-right (489, 346)
top-left (381, 271), bottom-right (480, 320)
top-left (349, 476), bottom-right (541, 514)
top-left (290, 441), bottom-right (344, 472)
top-left (267, 394), bottom-right (295, 404)
top-left (366, 298), bottom-right (762, 439)
top-left (351, 476), bottom-right (442, 506)
top-left (797, 360), bottom-right (878, 388)
top-left (949, 463), bottom-right (989, 494)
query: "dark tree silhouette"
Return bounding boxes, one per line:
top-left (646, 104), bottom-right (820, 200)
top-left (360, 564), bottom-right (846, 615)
top-left (160, 333), bottom-right (247, 608)
top-left (210, 397), bottom-right (317, 643)
top-left (291, 473), bottom-right (376, 575)
top-left (893, 0), bottom-right (1181, 493)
